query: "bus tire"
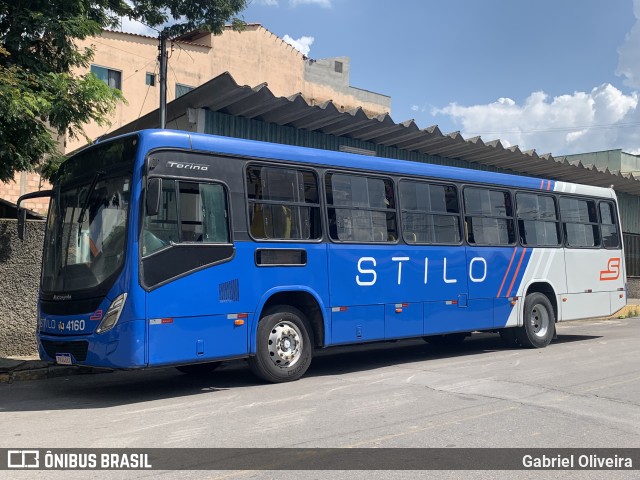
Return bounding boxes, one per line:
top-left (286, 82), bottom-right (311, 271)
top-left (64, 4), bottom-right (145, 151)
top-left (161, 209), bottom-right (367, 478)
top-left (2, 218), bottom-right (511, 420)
top-left (516, 293), bottom-right (555, 348)
top-left (176, 361), bottom-right (221, 375)
top-left (249, 306), bottom-right (313, 383)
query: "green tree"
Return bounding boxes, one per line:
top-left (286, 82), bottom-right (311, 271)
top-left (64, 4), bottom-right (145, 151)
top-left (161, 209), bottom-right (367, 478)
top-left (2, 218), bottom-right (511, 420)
top-left (0, 0), bottom-right (247, 183)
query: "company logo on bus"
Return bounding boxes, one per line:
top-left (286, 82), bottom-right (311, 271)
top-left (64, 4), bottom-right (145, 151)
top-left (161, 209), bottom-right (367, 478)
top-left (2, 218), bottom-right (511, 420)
top-left (600, 257), bottom-right (621, 281)
top-left (53, 294), bottom-right (72, 301)
top-left (167, 161), bottom-right (208, 171)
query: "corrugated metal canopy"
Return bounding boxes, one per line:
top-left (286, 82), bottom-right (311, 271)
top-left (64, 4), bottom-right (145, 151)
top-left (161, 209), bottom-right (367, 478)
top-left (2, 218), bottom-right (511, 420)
top-left (103, 72), bottom-right (640, 196)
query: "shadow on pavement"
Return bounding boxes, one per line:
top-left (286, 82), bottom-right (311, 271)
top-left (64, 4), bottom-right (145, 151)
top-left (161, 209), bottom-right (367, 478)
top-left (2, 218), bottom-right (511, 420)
top-left (0, 331), bottom-right (601, 413)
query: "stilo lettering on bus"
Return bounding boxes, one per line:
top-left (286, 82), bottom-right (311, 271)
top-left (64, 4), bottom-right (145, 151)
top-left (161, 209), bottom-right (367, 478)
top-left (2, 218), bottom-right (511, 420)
top-left (356, 255), bottom-right (488, 286)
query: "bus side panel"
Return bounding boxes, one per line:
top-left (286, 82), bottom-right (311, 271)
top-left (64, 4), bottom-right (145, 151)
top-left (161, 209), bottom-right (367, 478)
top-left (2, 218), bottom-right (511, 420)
top-left (563, 248), bottom-right (625, 320)
top-left (508, 248), bottom-right (568, 326)
top-left (465, 246), bottom-right (533, 328)
top-left (148, 314), bottom-right (248, 365)
top-left (384, 302), bottom-right (423, 339)
top-left (327, 244), bottom-right (467, 342)
top-left (331, 305), bottom-right (385, 344)
top-left (146, 241), bottom-right (331, 364)
top-left (145, 243), bottom-right (255, 366)
top-left (424, 300), bottom-right (493, 334)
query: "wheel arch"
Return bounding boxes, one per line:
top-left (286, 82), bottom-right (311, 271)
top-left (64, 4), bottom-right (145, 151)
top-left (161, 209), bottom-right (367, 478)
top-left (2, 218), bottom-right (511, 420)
top-left (250, 287), bottom-right (328, 354)
top-left (523, 281), bottom-right (559, 323)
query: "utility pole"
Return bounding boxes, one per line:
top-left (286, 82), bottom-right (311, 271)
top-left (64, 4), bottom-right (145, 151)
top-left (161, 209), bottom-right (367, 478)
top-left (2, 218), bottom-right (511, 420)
top-left (158, 30), bottom-right (168, 129)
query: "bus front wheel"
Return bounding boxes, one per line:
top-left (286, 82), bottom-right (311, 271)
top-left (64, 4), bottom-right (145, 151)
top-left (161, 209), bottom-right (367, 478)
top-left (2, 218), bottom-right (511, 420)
top-left (516, 293), bottom-right (555, 348)
top-left (249, 306), bottom-right (313, 383)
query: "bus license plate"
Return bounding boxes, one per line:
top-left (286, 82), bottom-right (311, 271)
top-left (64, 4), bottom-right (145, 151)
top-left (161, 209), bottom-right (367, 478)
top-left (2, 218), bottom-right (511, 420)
top-left (55, 354), bottom-right (73, 365)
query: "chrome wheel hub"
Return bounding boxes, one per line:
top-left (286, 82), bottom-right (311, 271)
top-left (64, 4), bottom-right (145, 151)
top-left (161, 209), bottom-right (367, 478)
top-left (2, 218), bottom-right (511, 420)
top-left (530, 304), bottom-right (550, 338)
top-left (267, 321), bottom-right (303, 368)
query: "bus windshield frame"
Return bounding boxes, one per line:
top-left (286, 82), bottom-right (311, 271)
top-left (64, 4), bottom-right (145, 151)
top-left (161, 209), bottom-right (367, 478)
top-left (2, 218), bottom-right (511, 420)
top-left (40, 136), bottom-right (138, 299)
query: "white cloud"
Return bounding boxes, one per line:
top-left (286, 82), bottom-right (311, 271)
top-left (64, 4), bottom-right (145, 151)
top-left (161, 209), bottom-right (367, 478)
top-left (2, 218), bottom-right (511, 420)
top-left (116, 16), bottom-right (157, 37)
top-left (433, 84), bottom-right (640, 155)
top-left (617, 0), bottom-right (640, 88)
top-left (254, 0), bottom-right (279, 6)
top-left (431, 0), bottom-right (640, 156)
top-left (282, 34), bottom-right (315, 56)
top-left (410, 105), bottom-right (419, 112)
top-left (290, 0), bottom-right (332, 8)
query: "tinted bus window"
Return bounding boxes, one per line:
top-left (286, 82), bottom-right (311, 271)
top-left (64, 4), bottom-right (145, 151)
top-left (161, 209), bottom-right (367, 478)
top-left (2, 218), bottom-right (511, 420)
top-left (600, 201), bottom-right (620, 249)
top-left (516, 193), bottom-right (561, 247)
top-left (560, 197), bottom-right (600, 248)
top-left (143, 180), bottom-right (229, 256)
top-left (399, 181), bottom-right (461, 244)
top-left (326, 173), bottom-right (397, 243)
top-left (247, 166), bottom-right (321, 241)
top-left (464, 187), bottom-right (515, 246)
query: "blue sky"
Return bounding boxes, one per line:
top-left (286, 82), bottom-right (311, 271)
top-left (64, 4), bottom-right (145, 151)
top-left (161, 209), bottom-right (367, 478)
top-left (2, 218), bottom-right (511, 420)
top-left (124, 0), bottom-right (640, 157)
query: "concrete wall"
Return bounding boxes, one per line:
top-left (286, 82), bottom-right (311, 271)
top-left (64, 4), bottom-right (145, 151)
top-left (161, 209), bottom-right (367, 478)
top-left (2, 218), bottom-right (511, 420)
top-left (627, 278), bottom-right (640, 298)
top-left (0, 220), bottom-right (44, 357)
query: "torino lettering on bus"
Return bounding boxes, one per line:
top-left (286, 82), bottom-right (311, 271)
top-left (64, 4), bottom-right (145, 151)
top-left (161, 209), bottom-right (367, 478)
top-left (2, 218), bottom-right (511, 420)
top-left (355, 255), bottom-right (488, 286)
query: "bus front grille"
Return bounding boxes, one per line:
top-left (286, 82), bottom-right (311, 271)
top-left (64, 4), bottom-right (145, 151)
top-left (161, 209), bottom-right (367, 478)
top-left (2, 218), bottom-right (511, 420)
top-left (41, 340), bottom-right (89, 361)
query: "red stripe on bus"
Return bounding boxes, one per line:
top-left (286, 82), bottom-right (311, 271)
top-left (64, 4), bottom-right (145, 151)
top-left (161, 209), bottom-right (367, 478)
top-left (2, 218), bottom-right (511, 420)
top-left (497, 248), bottom-right (518, 297)
top-left (506, 248), bottom-right (527, 298)
top-left (539, 179), bottom-right (545, 189)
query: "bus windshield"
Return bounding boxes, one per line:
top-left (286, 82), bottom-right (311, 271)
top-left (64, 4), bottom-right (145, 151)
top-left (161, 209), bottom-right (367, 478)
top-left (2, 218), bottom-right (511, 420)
top-left (40, 136), bottom-right (138, 294)
top-left (41, 175), bottom-right (131, 293)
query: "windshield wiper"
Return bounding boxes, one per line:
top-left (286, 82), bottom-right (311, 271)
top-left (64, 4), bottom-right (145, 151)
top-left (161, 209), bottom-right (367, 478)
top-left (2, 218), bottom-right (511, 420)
top-left (77, 171), bottom-right (105, 226)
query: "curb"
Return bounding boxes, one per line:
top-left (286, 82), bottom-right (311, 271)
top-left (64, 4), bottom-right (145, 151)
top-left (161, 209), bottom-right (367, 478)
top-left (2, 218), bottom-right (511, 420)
top-left (0, 359), bottom-right (110, 384)
top-left (608, 303), bottom-right (640, 319)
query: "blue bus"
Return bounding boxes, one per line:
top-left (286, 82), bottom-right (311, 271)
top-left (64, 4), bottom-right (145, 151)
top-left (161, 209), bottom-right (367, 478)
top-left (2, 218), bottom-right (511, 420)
top-left (18, 130), bottom-right (626, 382)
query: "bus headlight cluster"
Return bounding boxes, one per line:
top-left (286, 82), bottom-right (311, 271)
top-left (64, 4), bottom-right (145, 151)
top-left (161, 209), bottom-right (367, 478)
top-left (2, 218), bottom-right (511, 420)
top-left (96, 293), bottom-right (127, 334)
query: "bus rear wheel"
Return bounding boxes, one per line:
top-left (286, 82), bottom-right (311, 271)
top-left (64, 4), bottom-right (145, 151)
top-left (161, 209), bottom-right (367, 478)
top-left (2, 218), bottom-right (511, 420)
top-left (516, 293), bottom-right (555, 348)
top-left (249, 306), bottom-right (313, 383)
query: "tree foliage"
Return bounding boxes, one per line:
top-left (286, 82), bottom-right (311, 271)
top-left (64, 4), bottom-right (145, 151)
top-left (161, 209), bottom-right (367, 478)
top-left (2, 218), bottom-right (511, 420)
top-left (0, 0), bottom-right (247, 183)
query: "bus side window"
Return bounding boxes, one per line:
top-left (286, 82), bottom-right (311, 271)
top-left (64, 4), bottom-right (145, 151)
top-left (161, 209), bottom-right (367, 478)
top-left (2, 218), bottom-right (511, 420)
top-left (247, 165), bottom-right (320, 241)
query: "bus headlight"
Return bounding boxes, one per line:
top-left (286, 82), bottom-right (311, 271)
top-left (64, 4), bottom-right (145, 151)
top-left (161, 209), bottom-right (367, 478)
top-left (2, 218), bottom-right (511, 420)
top-left (96, 293), bottom-right (128, 334)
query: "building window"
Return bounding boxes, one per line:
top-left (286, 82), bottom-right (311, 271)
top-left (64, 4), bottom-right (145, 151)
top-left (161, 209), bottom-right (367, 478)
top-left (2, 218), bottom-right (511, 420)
top-left (145, 72), bottom-right (156, 86)
top-left (90, 65), bottom-right (122, 90)
top-left (334, 61), bottom-right (343, 73)
top-left (176, 83), bottom-right (194, 98)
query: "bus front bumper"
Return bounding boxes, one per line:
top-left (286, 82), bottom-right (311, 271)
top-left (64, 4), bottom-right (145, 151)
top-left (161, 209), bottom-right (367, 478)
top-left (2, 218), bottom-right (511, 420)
top-left (37, 319), bottom-right (147, 369)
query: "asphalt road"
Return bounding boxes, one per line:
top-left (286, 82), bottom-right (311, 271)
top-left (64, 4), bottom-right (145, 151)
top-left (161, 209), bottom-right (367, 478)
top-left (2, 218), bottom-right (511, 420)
top-left (1, 317), bottom-right (639, 479)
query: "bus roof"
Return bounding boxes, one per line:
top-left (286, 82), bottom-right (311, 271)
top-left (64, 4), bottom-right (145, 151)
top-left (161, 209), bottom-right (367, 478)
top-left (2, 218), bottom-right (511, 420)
top-left (128, 129), bottom-right (614, 199)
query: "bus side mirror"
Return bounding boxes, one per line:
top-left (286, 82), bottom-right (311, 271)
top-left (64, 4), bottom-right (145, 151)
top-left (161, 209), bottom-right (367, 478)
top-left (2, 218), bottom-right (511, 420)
top-left (146, 177), bottom-right (161, 216)
top-left (17, 208), bottom-right (26, 241)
